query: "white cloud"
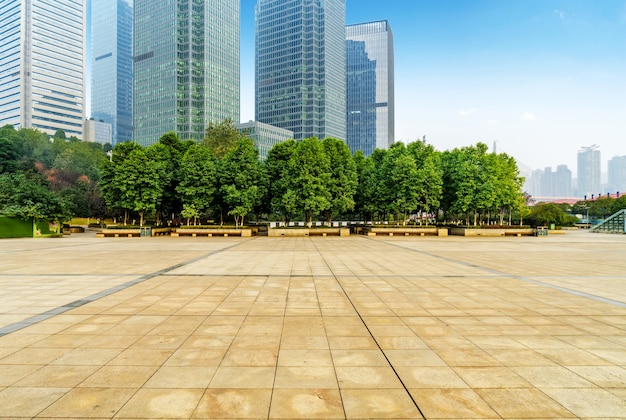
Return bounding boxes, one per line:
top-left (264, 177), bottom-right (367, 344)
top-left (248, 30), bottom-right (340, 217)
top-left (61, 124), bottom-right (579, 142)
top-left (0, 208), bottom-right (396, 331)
top-left (458, 108), bottom-right (476, 117)
top-left (522, 112), bottom-right (536, 121)
top-left (487, 119), bottom-right (500, 125)
top-left (553, 9), bottom-right (566, 20)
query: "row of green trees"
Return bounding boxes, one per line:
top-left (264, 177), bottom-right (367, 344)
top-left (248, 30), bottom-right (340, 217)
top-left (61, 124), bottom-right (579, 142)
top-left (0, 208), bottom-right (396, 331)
top-left (98, 121), bottom-right (528, 227)
top-left (14, 120), bottom-right (619, 228)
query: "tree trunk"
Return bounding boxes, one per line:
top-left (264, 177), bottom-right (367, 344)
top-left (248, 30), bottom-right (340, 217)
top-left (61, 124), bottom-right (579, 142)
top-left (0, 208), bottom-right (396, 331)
top-left (139, 211), bottom-right (144, 227)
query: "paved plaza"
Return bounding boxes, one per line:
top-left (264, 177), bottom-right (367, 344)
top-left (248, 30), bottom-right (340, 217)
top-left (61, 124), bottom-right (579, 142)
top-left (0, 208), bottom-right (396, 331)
top-left (1, 231), bottom-right (626, 419)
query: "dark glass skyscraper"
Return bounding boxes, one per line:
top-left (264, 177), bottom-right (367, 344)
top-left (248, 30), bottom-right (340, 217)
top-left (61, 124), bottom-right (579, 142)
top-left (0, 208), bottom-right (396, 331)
top-left (0, 0), bottom-right (85, 138)
top-left (91, 0), bottom-right (133, 145)
top-left (255, 0), bottom-right (346, 141)
top-left (133, 0), bottom-right (240, 146)
top-left (346, 20), bottom-right (394, 156)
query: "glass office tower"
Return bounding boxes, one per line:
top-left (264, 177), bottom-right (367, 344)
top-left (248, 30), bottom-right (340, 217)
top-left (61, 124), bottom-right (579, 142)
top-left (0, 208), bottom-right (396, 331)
top-left (133, 0), bottom-right (240, 146)
top-left (346, 20), bottom-right (394, 156)
top-left (0, 0), bottom-right (86, 138)
top-left (91, 0), bottom-right (133, 145)
top-left (255, 0), bottom-right (346, 141)
top-left (577, 146), bottom-right (601, 198)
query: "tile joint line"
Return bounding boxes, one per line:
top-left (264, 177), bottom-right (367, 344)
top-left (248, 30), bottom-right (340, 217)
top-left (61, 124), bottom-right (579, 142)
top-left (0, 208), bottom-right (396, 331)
top-left (0, 242), bottom-right (243, 337)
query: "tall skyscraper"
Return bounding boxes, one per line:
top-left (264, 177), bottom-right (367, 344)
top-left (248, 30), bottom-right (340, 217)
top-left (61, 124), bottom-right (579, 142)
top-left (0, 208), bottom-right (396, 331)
top-left (608, 155), bottom-right (626, 194)
top-left (91, 0), bottom-right (133, 145)
top-left (255, 0), bottom-right (346, 141)
top-left (0, 0), bottom-right (86, 138)
top-left (346, 20), bottom-right (394, 156)
top-left (577, 145), bottom-right (601, 198)
top-left (133, 0), bottom-right (240, 146)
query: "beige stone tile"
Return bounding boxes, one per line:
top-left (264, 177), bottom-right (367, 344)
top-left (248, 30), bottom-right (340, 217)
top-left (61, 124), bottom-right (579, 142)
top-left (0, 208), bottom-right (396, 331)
top-left (331, 349), bottom-right (389, 367)
top-left (29, 334), bottom-right (95, 348)
top-left (0, 347), bottom-right (68, 365)
top-left (50, 348), bottom-right (122, 366)
top-left (384, 349), bottom-right (447, 367)
top-left (476, 388), bottom-right (574, 418)
top-left (280, 336), bottom-right (329, 350)
top-left (180, 334), bottom-right (235, 349)
top-left (0, 364), bottom-right (44, 386)
top-left (79, 334), bottom-right (142, 349)
top-left (193, 388), bottom-right (272, 419)
top-left (409, 388), bottom-right (499, 419)
top-left (115, 388), bottom-right (205, 419)
top-left (376, 335), bottom-right (428, 350)
top-left (209, 367), bottom-right (276, 388)
top-left (109, 348), bottom-right (174, 366)
top-left (541, 388), bottom-right (626, 418)
top-left (274, 366), bottom-right (338, 389)
top-left (567, 366), bottom-right (626, 387)
top-left (399, 366), bottom-right (468, 388)
top-left (80, 365), bottom-right (158, 388)
top-left (327, 336), bottom-right (378, 350)
top-left (268, 388), bottom-right (344, 419)
top-left (16, 365), bottom-right (98, 387)
top-left (278, 349), bottom-right (333, 367)
top-left (163, 348), bottom-right (226, 367)
top-left (230, 335), bottom-right (281, 350)
top-left (513, 366), bottom-right (595, 388)
top-left (131, 335), bottom-right (188, 349)
top-left (584, 349), bottom-right (626, 365)
top-left (336, 366), bottom-right (404, 389)
top-left (221, 348), bottom-right (278, 367)
top-left (39, 387), bottom-right (136, 418)
top-left (144, 366), bottom-right (216, 388)
top-left (341, 389), bottom-right (423, 419)
top-left (486, 349), bottom-right (557, 366)
top-left (436, 348), bottom-right (501, 367)
top-left (537, 348), bottom-right (612, 366)
top-left (0, 386), bottom-right (69, 417)
top-left (453, 366), bottom-right (531, 388)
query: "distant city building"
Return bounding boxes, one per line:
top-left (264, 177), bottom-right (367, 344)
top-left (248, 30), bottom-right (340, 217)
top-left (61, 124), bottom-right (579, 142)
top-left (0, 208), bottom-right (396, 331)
top-left (255, 0), bottom-right (346, 141)
top-left (91, 0), bottom-right (133, 145)
top-left (577, 145), bottom-right (601, 198)
top-left (346, 20), bottom-right (395, 156)
top-left (608, 155), bottom-right (626, 195)
top-left (236, 121), bottom-right (294, 161)
top-left (83, 119), bottom-right (113, 145)
top-left (133, 0), bottom-right (240, 146)
top-left (0, 0), bottom-right (86, 138)
top-left (529, 169), bottom-right (544, 197)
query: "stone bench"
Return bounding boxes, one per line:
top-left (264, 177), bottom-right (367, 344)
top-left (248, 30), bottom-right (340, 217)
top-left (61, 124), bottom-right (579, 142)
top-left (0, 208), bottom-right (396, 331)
top-left (362, 227), bottom-right (439, 236)
top-left (171, 228), bottom-right (255, 237)
top-left (96, 229), bottom-right (141, 238)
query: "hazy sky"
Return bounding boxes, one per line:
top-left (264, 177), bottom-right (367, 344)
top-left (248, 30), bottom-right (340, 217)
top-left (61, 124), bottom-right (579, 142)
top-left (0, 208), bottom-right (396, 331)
top-left (240, 0), bottom-right (626, 174)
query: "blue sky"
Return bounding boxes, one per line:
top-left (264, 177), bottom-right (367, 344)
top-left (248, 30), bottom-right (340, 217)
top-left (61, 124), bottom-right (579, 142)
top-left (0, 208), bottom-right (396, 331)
top-left (240, 0), bottom-right (626, 174)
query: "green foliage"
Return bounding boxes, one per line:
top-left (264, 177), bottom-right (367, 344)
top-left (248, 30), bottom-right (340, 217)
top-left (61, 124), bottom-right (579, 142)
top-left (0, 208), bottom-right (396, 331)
top-left (177, 144), bottom-right (217, 225)
top-left (321, 138), bottom-right (357, 223)
top-left (219, 137), bottom-right (266, 227)
top-left (202, 119), bottom-right (241, 159)
top-left (265, 139), bottom-right (297, 221)
top-left (287, 138), bottom-right (332, 226)
top-left (0, 173), bottom-right (68, 221)
top-left (440, 143), bottom-right (525, 225)
top-left (0, 136), bottom-right (20, 174)
top-left (527, 203), bottom-right (578, 227)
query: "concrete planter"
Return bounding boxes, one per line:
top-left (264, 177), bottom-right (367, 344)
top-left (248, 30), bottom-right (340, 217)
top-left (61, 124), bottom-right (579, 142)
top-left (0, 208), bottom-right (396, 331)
top-left (449, 227), bottom-right (536, 237)
top-left (268, 227), bottom-right (350, 237)
top-left (361, 226), bottom-right (439, 236)
top-left (172, 227), bottom-right (256, 237)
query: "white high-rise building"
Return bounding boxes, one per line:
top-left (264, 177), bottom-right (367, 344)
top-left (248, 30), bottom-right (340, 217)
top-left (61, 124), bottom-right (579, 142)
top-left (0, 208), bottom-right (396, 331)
top-left (0, 0), bottom-right (86, 138)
